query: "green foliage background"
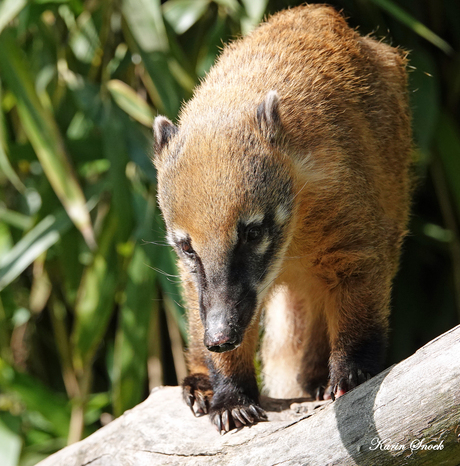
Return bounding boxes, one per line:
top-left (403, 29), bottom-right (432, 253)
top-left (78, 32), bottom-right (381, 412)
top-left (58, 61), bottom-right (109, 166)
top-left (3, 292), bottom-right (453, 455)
top-left (0, 0), bottom-right (458, 464)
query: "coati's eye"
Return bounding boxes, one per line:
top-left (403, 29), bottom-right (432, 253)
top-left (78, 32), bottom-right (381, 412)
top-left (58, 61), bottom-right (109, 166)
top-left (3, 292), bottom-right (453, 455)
top-left (180, 240), bottom-right (195, 256)
top-left (246, 225), bottom-right (263, 242)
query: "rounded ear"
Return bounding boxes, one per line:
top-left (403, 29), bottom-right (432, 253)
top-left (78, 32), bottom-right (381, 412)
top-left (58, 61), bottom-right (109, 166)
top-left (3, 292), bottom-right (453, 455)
top-left (256, 90), bottom-right (282, 144)
top-left (153, 116), bottom-right (178, 154)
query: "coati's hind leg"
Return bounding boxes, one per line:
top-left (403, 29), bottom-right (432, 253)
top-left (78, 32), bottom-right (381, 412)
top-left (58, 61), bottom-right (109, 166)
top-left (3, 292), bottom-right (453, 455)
top-left (262, 284), bottom-right (330, 400)
top-left (299, 312), bottom-right (330, 400)
top-left (325, 273), bottom-right (390, 399)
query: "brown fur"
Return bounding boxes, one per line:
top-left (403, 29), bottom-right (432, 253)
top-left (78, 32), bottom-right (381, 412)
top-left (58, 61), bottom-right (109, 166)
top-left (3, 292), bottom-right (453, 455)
top-left (154, 4), bottom-right (412, 432)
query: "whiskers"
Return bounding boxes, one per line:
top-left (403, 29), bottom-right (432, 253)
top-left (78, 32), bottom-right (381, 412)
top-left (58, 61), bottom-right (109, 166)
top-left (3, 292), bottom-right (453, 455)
top-left (141, 239), bottom-right (172, 247)
top-left (145, 265), bottom-right (182, 284)
top-left (258, 265), bottom-right (285, 297)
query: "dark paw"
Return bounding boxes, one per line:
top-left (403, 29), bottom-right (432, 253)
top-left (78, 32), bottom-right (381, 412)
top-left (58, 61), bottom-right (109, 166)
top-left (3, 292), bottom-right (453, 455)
top-left (209, 402), bottom-right (267, 434)
top-left (182, 373), bottom-right (213, 416)
top-left (304, 384), bottom-right (328, 401)
top-left (330, 365), bottom-right (372, 400)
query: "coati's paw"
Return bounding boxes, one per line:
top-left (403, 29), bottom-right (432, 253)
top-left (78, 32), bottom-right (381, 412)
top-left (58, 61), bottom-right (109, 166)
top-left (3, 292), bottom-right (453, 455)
top-left (209, 399), bottom-right (267, 434)
top-left (182, 373), bottom-right (213, 416)
top-left (329, 364), bottom-right (372, 400)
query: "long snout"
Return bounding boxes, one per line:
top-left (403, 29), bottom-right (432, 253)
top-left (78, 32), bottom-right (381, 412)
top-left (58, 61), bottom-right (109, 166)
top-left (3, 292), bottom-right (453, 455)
top-left (204, 307), bottom-right (242, 353)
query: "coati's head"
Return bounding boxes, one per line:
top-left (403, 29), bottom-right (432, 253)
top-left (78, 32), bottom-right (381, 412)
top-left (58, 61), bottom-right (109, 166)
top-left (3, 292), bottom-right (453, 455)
top-left (154, 92), bottom-right (295, 353)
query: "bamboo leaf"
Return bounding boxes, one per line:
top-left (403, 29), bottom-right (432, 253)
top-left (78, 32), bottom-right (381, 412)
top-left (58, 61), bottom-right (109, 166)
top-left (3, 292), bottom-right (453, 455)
top-left (107, 80), bottom-right (154, 127)
top-left (0, 359), bottom-right (70, 438)
top-left (163, 0), bottom-right (210, 35)
top-left (121, 0), bottom-right (168, 53)
top-left (370, 0), bottom-right (454, 54)
top-left (0, 211), bottom-right (72, 291)
top-left (436, 114), bottom-right (460, 215)
top-left (121, 0), bottom-right (184, 117)
top-left (102, 104), bottom-right (133, 242)
top-left (0, 31), bottom-right (96, 249)
top-left (112, 188), bottom-right (158, 415)
top-left (0, 207), bottom-right (33, 230)
top-left (0, 196), bottom-right (98, 292)
top-left (138, 50), bottom-right (183, 118)
top-left (0, 80), bottom-right (26, 193)
top-left (146, 207), bottom-right (187, 339)
top-left (241, 0), bottom-right (268, 34)
top-left (409, 50), bottom-right (439, 155)
top-left (72, 214), bottom-right (118, 372)
top-left (0, 419), bottom-right (21, 466)
top-left (112, 245), bottom-right (157, 416)
top-left (0, 0), bottom-right (27, 34)
top-left (0, 142), bottom-right (26, 194)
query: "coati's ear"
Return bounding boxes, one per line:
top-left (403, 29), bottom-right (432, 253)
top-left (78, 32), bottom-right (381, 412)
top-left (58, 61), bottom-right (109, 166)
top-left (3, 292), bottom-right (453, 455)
top-left (154, 116), bottom-right (178, 154)
top-left (256, 90), bottom-right (282, 144)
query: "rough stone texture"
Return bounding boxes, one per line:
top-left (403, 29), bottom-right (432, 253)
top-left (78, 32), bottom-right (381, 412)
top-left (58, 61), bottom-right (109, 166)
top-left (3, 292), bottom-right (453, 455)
top-left (37, 325), bottom-right (460, 466)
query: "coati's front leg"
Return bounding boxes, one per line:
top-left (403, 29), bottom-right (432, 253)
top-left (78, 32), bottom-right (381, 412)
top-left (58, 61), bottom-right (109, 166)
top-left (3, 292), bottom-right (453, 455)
top-left (181, 280), bottom-right (266, 432)
top-left (181, 283), bottom-right (214, 416)
top-left (184, 319), bottom-right (266, 432)
top-left (207, 321), bottom-right (267, 433)
top-left (326, 273), bottom-right (390, 399)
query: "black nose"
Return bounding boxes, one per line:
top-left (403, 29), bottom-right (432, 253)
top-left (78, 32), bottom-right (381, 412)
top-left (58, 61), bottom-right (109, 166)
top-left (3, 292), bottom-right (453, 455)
top-left (204, 331), bottom-right (240, 352)
top-left (206, 340), bottom-right (239, 353)
top-left (203, 304), bottom-right (244, 352)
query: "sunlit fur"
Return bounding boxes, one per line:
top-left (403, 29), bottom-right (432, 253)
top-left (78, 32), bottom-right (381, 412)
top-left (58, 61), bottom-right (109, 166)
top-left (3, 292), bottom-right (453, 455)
top-left (154, 4), bottom-right (412, 427)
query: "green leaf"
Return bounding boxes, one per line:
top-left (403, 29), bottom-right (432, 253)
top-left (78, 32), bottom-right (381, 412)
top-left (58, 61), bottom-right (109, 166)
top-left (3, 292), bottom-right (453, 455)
top-left (121, 0), bottom-right (168, 53)
top-left (409, 50), bottom-right (439, 154)
top-left (0, 142), bottom-right (26, 194)
top-left (0, 0), bottom-right (27, 34)
top-left (369, 0), bottom-right (454, 54)
top-left (112, 188), bottom-right (158, 415)
top-left (0, 359), bottom-right (70, 438)
top-left (84, 392), bottom-right (110, 425)
top-left (436, 114), bottom-right (460, 215)
top-left (107, 80), bottom-right (154, 127)
top-left (59, 5), bottom-right (99, 64)
top-left (163, 0), bottom-right (210, 35)
top-left (140, 50), bottom-right (183, 118)
top-left (0, 31), bottom-right (96, 249)
top-left (0, 419), bottom-right (21, 466)
top-left (72, 213), bottom-right (119, 371)
top-left (0, 207), bottom-right (33, 230)
top-left (121, 0), bottom-right (185, 117)
top-left (102, 104), bottom-right (133, 242)
top-left (0, 211), bottom-right (71, 291)
top-left (214, 0), bottom-right (241, 18)
top-left (112, 245), bottom-right (157, 416)
top-left (0, 195), bottom-right (98, 292)
top-left (146, 207), bottom-right (186, 339)
top-left (241, 0), bottom-right (268, 34)
top-left (0, 80), bottom-right (26, 194)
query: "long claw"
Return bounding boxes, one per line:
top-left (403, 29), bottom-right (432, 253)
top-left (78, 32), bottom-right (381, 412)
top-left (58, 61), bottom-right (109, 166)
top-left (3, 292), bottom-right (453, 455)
top-left (222, 410), bottom-right (230, 432)
top-left (249, 404), bottom-right (263, 420)
top-left (240, 408), bottom-right (255, 424)
top-left (186, 393), bottom-right (194, 409)
top-left (254, 405), bottom-right (267, 419)
top-left (232, 408), bottom-right (247, 425)
top-left (214, 414), bottom-right (222, 433)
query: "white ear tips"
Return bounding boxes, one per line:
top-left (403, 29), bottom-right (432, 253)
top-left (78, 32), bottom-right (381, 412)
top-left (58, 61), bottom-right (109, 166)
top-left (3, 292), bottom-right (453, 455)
top-left (256, 90), bottom-right (282, 143)
top-left (154, 116), bottom-right (178, 153)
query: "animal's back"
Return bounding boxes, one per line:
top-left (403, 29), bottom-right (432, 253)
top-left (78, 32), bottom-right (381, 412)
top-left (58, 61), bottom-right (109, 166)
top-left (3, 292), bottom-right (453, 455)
top-left (181, 4), bottom-right (412, 227)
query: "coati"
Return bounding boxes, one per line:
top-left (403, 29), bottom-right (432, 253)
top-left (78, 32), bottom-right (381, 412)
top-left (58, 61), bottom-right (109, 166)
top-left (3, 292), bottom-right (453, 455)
top-left (153, 4), bottom-right (412, 433)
